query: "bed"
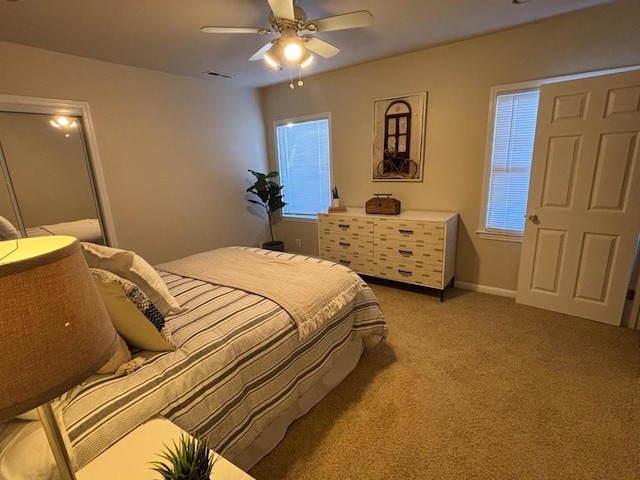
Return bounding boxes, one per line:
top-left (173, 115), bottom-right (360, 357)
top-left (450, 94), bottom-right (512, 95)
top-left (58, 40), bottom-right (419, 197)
top-left (25, 218), bottom-right (104, 244)
top-left (0, 215), bottom-right (104, 244)
top-left (0, 245), bottom-right (387, 478)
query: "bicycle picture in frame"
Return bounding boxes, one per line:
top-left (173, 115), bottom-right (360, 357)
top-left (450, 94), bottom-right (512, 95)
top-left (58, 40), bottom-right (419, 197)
top-left (372, 92), bottom-right (427, 182)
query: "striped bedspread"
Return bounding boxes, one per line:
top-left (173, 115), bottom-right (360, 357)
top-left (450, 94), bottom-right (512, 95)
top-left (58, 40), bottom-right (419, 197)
top-left (63, 247), bottom-right (387, 469)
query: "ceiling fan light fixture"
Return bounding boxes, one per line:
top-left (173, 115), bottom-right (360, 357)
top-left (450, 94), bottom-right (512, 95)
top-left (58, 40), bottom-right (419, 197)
top-left (283, 41), bottom-right (303, 61)
top-left (264, 51), bottom-right (282, 70)
top-left (279, 28), bottom-right (305, 63)
top-left (49, 116), bottom-right (78, 129)
top-left (299, 51), bottom-right (313, 69)
top-left (263, 42), bottom-right (283, 70)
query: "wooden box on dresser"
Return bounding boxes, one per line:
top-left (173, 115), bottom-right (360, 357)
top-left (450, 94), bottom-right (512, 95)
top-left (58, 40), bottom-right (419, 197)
top-left (318, 208), bottom-right (458, 301)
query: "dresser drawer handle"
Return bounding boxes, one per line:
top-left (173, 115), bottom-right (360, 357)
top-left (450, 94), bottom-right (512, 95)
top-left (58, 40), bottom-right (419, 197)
top-left (339, 242), bottom-right (351, 247)
top-left (398, 229), bottom-right (414, 235)
top-left (338, 224), bottom-right (350, 229)
top-left (398, 249), bottom-right (413, 256)
top-left (398, 269), bottom-right (413, 276)
top-left (339, 259), bottom-right (351, 265)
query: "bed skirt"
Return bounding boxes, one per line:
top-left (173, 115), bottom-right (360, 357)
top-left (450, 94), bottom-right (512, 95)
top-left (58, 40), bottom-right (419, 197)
top-left (235, 335), bottom-right (364, 471)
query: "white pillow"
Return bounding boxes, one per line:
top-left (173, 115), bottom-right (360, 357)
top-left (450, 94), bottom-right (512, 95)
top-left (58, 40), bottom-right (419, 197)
top-left (80, 242), bottom-right (187, 316)
top-left (0, 215), bottom-right (21, 241)
top-left (0, 422), bottom-right (57, 480)
top-left (0, 406), bottom-right (76, 480)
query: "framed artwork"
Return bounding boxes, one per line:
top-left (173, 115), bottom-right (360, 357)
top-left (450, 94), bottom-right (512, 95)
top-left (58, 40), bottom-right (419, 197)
top-left (372, 92), bottom-right (427, 181)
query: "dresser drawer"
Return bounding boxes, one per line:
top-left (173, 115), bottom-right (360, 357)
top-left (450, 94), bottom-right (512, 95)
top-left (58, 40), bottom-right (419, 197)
top-left (375, 257), bottom-right (443, 288)
top-left (319, 233), bottom-right (374, 256)
top-left (318, 214), bottom-right (374, 236)
top-left (374, 238), bottom-right (443, 264)
top-left (374, 218), bottom-right (445, 244)
top-left (321, 251), bottom-right (376, 275)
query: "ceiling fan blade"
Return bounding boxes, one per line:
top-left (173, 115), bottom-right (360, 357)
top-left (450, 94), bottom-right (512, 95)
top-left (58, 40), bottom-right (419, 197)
top-left (200, 26), bottom-right (268, 34)
top-left (306, 10), bottom-right (373, 32)
top-left (249, 41), bottom-right (275, 61)
top-left (268, 0), bottom-right (295, 21)
top-left (303, 36), bottom-right (340, 58)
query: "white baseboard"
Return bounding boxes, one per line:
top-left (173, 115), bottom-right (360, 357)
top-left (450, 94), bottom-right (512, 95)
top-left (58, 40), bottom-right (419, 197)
top-left (455, 281), bottom-right (517, 298)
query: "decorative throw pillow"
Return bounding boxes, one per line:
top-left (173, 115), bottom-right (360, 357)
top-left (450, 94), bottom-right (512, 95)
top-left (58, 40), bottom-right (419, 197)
top-left (0, 216), bottom-right (21, 241)
top-left (81, 242), bottom-right (187, 316)
top-left (91, 268), bottom-right (176, 352)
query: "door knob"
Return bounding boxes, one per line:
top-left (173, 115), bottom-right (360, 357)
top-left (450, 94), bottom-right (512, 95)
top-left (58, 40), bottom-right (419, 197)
top-left (527, 213), bottom-right (538, 222)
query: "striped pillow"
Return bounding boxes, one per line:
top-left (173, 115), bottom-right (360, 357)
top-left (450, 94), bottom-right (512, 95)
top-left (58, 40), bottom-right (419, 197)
top-left (91, 268), bottom-right (176, 352)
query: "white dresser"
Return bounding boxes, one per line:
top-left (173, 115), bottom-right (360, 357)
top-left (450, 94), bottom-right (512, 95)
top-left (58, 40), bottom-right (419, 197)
top-left (318, 208), bottom-right (458, 300)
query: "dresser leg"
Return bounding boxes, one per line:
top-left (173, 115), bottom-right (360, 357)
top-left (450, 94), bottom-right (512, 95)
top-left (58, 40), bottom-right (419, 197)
top-left (440, 277), bottom-right (455, 302)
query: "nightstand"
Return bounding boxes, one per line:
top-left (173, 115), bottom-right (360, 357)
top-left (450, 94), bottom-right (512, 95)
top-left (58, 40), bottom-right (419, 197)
top-left (76, 418), bottom-right (254, 479)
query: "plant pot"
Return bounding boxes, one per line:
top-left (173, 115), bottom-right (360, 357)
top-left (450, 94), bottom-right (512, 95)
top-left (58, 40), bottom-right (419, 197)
top-left (262, 240), bottom-right (285, 252)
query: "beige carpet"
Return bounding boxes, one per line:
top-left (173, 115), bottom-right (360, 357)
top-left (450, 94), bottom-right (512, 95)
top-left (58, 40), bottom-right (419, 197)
top-left (249, 282), bottom-right (640, 480)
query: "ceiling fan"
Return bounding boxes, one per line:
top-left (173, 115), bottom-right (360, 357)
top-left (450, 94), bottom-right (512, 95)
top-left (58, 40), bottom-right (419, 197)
top-left (200, 0), bottom-right (373, 72)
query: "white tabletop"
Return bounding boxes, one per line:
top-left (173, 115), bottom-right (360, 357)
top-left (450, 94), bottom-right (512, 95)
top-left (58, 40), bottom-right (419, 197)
top-left (76, 418), bottom-right (254, 480)
top-left (324, 206), bottom-right (458, 222)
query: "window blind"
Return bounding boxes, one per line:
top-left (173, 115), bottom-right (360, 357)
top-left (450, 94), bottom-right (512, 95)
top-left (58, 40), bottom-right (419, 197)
top-left (276, 118), bottom-right (331, 218)
top-left (486, 89), bottom-right (540, 233)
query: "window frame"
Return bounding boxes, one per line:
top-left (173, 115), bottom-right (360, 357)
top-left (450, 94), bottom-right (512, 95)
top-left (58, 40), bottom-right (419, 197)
top-left (273, 112), bottom-right (333, 221)
top-left (477, 66), bottom-right (640, 243)
top-left (478, 80), bottom-right (543, 243)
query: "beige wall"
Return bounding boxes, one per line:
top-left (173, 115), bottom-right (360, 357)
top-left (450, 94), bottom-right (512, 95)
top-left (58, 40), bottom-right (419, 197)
top-left (260, 0), bottom-right (640, 292)
top-left (0, 42), bottom-right (269, 264)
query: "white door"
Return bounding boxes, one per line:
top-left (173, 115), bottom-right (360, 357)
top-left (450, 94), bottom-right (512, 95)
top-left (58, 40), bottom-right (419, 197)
top-left (516, 69), bottom-right (640, 325)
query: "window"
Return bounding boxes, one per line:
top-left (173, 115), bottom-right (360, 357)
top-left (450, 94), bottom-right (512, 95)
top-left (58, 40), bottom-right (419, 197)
top-left (275, 114), bottom-right (331, 219)
top-left (485, 88), bottom-right (540, 235)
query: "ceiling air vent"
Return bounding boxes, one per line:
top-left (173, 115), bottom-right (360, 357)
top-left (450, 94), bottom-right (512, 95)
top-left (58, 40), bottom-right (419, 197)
top-left (204, 70), bottom-right (235, 79)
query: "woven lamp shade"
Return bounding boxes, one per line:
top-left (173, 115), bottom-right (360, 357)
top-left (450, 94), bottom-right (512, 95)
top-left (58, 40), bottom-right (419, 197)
top-left (0, 236), bottom-right (118, 423)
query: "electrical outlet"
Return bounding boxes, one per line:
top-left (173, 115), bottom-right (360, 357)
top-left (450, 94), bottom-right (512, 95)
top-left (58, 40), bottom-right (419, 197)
top-left (295, 239), bottom-right (302, 248)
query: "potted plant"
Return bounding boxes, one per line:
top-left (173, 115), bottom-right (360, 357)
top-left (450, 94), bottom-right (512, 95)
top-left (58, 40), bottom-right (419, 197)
top-left (151, 433), bottom-right (217, 480)
top-left (331, 186), bottom-right (340, 207)
top-left (246, 169), bottom-right (287, 251)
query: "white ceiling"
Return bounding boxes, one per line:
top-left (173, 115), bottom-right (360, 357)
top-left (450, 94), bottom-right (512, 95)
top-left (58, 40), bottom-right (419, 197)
top-left (0, 0), bottom-right (616, 88)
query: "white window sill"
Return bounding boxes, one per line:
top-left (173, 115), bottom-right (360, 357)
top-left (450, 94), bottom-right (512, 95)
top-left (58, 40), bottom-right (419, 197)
top-left (476, 230), bottom-right (523, 243)
top-left (281, 215), bottom-right (318, 223)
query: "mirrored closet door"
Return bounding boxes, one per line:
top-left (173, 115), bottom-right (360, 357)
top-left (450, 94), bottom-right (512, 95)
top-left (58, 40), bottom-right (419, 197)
top-left (0, 95), bottom-right (116, 246)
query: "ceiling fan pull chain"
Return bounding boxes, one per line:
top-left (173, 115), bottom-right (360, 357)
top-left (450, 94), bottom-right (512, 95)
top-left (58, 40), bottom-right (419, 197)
top-left (289, 69), bottom-right (295, 89)
top-left (297, 67), bottom-right (304, 87)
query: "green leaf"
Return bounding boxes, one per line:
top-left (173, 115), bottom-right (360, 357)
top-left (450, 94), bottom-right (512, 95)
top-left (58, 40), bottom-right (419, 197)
top-left (246, 169), bottom-right (286, 216)
top-left (150, 433), bottom-right (216, 480)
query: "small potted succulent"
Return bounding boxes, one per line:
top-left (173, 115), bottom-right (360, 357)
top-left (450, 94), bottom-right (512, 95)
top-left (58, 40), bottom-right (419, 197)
top-left (151, 433), bottom-right (217, 480)
top-left (331, 186), bottom-right (340, 207)
top-left (246, 169), bottom-right (287, 251)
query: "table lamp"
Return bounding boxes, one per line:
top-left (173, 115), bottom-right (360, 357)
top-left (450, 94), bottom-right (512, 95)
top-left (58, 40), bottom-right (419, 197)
top-left (0, 236), bottom-right (119, 480)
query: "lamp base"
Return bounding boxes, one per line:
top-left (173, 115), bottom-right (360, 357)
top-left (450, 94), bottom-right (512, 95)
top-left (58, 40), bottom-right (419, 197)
top-left (37, 403), bottom-right (77, 480)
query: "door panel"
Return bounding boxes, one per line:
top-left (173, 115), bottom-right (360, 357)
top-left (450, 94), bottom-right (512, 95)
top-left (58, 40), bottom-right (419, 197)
top-left (530, 229), bottom-right (566, 293)
top-left (542, 136), bottom-right (580, 208)
top-left (517, 69), bottom-right (640, 325)
top-left (589, 132), bottom-right (636, 210)
top-left (574, 233), bottom-right (617, 302)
